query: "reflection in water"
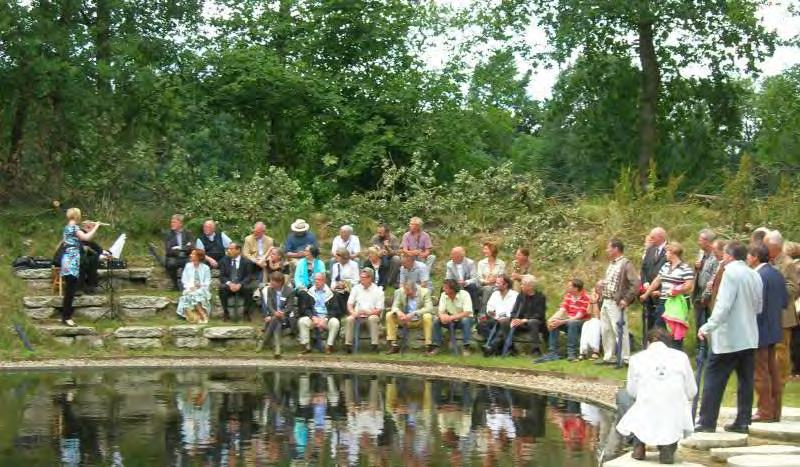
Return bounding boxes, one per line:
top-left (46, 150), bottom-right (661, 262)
top-left (0, 370), bottom-right (611, 466)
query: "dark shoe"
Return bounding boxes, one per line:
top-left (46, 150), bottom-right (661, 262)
top-left (273, 353), bottom-right (282, 360)
top-left (426, 346), bottom-right (439, 356)
top-left (345, 344), bottom-right (353, 354)
top-left (325, 345), bottom-right (333, 355)
top-left (222, 313), bottom-right (230, 322)
top-left (530, 347), bottom-right (542, 357)
top-left (751, 414), bottom-right (777, 423)
top-left (386, 345), bottom-right (400, 355)
top-left (632, 441), bottom-right (646, 461)
top-left (723, 423), bottom-right (748, 434)
top-left (693, 424), bottom-right (715, 433)
top-left (658, 443), bottom-right (676, 464)
top-left (534, 352), bottom-right (560, 364)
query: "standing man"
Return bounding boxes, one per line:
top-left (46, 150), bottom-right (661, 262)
top-left (641, 227), bottom-right (667, 332)
top-left (750, 243), bottom-right (788, 422)
top-left (599, 238), bottom-right (640, 365)
top-left (243, 221), bottom-right (274, 279)
top-left (344, 269), bottom-right (384, 353)
top-left (164, 214), bottom-right (195, 291)
top-left (218, 243), bottom-right (257, 322)
top-left (693, 229), bottom-right (718, 332)
top-left (696, 241), bottom-right (763, 433)
top-left (401, 217), bottom-right (436, 271)
top-left (764, 230), bottom-right (799, 421)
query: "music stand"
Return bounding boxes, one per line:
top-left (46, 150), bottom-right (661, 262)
top-left (95, 255), bottom-right (124, 323)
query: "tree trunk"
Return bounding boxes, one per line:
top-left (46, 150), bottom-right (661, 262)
top-left (637, 20), bottom-right (659, 191)
top-left (6, 79), bottom-right (29, 184)
top-left (95, 0), bottom-right (112, 94)
top-left (268, 0), bottom-right (293, 165)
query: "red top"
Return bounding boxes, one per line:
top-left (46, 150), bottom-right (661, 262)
top-left (559, 291), bottom-right (591, 320)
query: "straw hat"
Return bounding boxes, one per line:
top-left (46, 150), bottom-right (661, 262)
top-left (290, 219), bottom-right (310, 233)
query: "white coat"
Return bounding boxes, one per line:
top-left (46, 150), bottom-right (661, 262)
top-left (616, 341), bottom-right (698, 446)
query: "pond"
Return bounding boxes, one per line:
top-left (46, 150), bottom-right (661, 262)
top-left (0, 369), bottom-right (613, 466)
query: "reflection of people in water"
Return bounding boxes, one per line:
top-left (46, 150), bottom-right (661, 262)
top-left (56, 391), bottom-right (81, 466)
top-left (176, 387), bottom-right (213, 453)
top-left (548, 399), bottom-right (589, 451)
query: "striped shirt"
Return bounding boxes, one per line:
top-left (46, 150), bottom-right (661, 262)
top-left (558, 291), bottom-right (592, 320)
top-left (657, 261), bottom-right (694, 300)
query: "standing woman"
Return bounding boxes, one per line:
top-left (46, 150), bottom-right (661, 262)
top-left (61, 208), bottom-right (101, 327)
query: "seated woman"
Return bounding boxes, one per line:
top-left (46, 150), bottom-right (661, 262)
top-left (477, 241), bottom-right (506, 314)
top-left (579, 281), bottom-right (603, 360)
top-left (363, 246), bottom-right (388, 288)
top-left (263, 247), bottom-right (290, 283)
top-left (176, 249), bottom-right (211, 323)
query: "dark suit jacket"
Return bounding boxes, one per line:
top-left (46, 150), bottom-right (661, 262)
top-left (219, 255), bottom-right (255, 288)
top-left (641, 244), bottom-right (667, 285)
top-left (165, 229), bottom-right (195, 258)
top-left (264, 285), bottom-right (296, 317)
top-left (758, 264), bottom-right (788, 347)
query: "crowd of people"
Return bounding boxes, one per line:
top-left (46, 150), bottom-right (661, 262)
top-left (58, 208), bottom-right (800, 461)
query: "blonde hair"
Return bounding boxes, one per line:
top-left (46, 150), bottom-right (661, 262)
top-left (367, 246), bottom-right (381, 258)
top-left (66, 208), bottom-right (82, 222)
top-left (783, 241), bottom-right (800, 259)
top-left (521, 274), bottom-right (538, 287)
top-left (666, 241), bottom-right (684, 258)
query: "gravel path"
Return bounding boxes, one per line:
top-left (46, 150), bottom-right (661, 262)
top-left (0, 357), bottom-right (620, 410)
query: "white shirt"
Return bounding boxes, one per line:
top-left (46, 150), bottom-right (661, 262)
top-left (616, 342), bottom-right (697, 446)
top-left (347, 283), bottom-right (384, 312)
top-left (331, 235), bottom-right (361, 257)
top-left (331, 260), bottom-right (360, 288)
top-left (486, 289), bottom-right (519, 319)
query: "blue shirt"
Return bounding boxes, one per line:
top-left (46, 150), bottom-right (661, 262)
top-left (313, 288), bottom-right (328, 317)
top-left (285, 232), bottom-right (318, 254)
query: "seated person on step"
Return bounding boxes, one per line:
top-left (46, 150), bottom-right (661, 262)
top-left (429, 279), bottom-right (474, 356)
top-left (298, 272), bottom-right (340, 354)
top-left (385, 281), bottom-right (434, 355)
top-left (218, 243), bottom-right (257, 321)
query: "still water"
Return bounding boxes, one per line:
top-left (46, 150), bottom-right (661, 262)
top-left (0, 369), bottom-right (612, 466)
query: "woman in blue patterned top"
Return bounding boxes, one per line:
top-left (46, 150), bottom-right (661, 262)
top-left (61, 208), bottom-right (101, 327)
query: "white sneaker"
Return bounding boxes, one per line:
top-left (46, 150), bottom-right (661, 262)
top-left (65, 319), bottom-right (77, 327)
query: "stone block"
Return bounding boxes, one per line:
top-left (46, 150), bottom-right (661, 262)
top-left (749, 421), bottom-right (800, 442)
top-left (203, 326), bottom-right (256, 339)
top-left (169, 325), bottom-right (205, 337)
top-left (15, 269), bottom-right (53, 280)
top-left (127, 268), bottom-right (153, 280)
top-left (209, 338), bottom-right (256, 349)
top-left (120, 307), bottom-right (157, 319)
top-left (117, 296), bottom-right (170, 309)
top-left (24, 295), bottom-right (107, 308)
top-left (75, 307), bottom-right (111, 320)
top-left (116, 338), bottom-right (162, 349)
top-left (75, 335), bottom-right (105, 348)
top-left (602, 452), bottom-right (701, 466)
top-left (719, 407), bottom-right (800, 423)
top-left (710, 445), bottom-right (800, 462)
top-left (53, 336), bottom-right (75, 346)
top-left (727, 454), bottom-right (800, 467)
top-left (39, 325), bottom-right (96, 336)
top-left (679, 431), bottom-right (748, 450)
top-left (175, 337), bottom-right (210, 349)
top-left (113, 326), bottom-right (164, 338)
top-left (25, 308), bottom-right (56, 320)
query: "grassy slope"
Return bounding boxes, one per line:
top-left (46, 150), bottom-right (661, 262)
top-left (1, 198), bottom-right (797, 409)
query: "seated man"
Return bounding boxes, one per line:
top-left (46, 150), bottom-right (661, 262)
top-left (542, 278), bottom-right (591, 362)
top-left (385, 281), bottom-right (434, 354)
top-left (477, 275), bottom-right (519, 351)
top-left (297, 272), bottom-right (340, 354)
top-left (330, 224), bottom-right (361, 264)
top-left (429, 279), bottom-right (474, 356)
top-left (243, 221), bottom-right (274, 279)
top-left (445, 247), bottom-right (479, 314)
top-left (330, 248), bottom-right (360, 316)
top-left (344, 269), bottom-right (384, 353)
top-left (285, 219), bottom-right (318, 265)
top-left (257, 271), bottom-right (295, 357)
top-left (509, 274), bottom-right (547, 356)
top-left (218, 243), bottom-right (257, 321)
top-left (195, 219), bottom-right (232, 268)
top-left (401, 216), bottom-right (436, 270)
top-left (371, 223), bottom-right (401, 287)
top-left (164, 214), bottom-right (195, 291)
top-left (616, 329), bottom-right (697, 464)
top-left (398, 252), bottom-right (431, 289)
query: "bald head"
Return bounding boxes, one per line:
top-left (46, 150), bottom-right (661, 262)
top-left (253, 222), bottom-right (266, 235)
top-left (765, 230), bottom-right (784, 260)
top-left (450, 246), bottom-right (465, 263)
top-left (650, 227), bottom-right (666, 245)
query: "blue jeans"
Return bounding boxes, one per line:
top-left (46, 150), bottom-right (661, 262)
top-left (434, 317), bottom-right (473, 347)
top-left (548, 320), bottom-right (583, 358)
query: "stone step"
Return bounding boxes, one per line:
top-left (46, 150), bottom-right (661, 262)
top-left (727, 454), bottom-right (800, 466)
top-left (37, 325), bottom-right (97, 336)
top-left (711, 445), bottom-right (800, 462)
top-left (719, 407), bottom-right (800, 423)
top-left (15, 267), bottom-right (153, 281)
top-left (680, 431), bottom-right (749, 450)
top-left (23, 294), bottom-right (175, 321)
top-left (749, 422), bottom-right (800, 442)
top-left (603, 452), bottom-right (702, 466)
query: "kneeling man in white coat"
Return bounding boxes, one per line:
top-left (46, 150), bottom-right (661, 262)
top-left (616, 328), bottom-right (697, 464)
